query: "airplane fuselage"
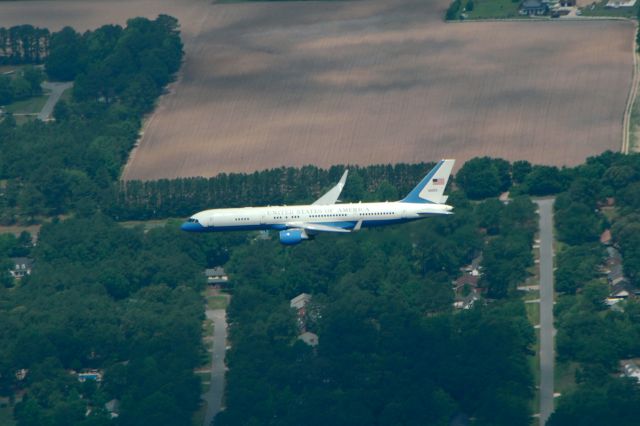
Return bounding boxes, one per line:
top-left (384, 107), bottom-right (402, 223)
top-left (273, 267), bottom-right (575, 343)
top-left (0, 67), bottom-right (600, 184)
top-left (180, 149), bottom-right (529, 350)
top-left (182, 201), bottom-right (452, 233)
top-left (181, 159), bottom-right (456, 244)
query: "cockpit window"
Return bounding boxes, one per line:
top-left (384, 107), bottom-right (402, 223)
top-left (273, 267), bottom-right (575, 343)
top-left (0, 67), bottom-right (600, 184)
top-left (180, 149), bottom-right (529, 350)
top-left (188, 218), bottom-right (200, 224)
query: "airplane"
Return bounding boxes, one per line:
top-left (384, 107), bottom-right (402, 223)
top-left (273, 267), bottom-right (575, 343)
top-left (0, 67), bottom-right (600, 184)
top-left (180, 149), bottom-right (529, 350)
top-left (181, 159), bottom-right (455, 245)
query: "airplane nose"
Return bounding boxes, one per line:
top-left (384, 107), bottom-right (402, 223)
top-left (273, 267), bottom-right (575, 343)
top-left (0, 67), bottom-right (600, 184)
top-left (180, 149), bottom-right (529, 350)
top-left (181, 221), bottom-right (205, 232)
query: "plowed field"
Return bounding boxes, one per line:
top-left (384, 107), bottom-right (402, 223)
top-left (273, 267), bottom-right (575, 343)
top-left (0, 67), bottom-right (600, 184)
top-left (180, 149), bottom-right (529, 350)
top-left (0, 0), bottom-right (634, 179)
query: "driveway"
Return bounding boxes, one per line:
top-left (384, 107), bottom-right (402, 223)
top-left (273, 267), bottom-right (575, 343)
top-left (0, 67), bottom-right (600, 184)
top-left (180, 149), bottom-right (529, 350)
top-left (39, 81), bottom-right (72, 121)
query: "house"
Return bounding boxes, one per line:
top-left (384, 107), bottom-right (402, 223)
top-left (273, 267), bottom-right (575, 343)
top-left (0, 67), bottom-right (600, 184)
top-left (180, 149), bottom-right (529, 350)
top-left (606, 0), bottom-right (637, 7)
top-left (77, 370), bottom-right (102, 383)
top-left (454, 292), bottom-right (480, 310)
top-left (290, 293), bottom-right (311, 315)
top-left (204, 267), bottom-right (229, 286)
top-left (520, 0), bottom-right (549, 15)
top-left (608, 264), bottom-right (626, 286)
top-left (600, 229), bottom-right (612, 246)
top-left (298, 331), bottom-right (319, 347)
top-left (499, 192), bottom-right (510, 204)
top-left (462, 254), bottom-right (483, 276)
top-left (453, 274), bottom-right (480, 293)
top-left (9, 257), bottom-right (33, 279)
top-left (609, 280), bottom-right (633, 299)
top-left (15, 369), bottom-right (28, 381)
top-left (622, 361), bottom-right (640, 383)
top-left (105, 399), bottom-right (120, 419)
top-left (606, 247), bottom-right (622, 267)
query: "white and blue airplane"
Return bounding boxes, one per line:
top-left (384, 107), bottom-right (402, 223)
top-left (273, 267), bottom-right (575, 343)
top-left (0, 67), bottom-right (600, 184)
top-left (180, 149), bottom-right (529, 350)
top-left (181, 159), bottom-right (455, 245)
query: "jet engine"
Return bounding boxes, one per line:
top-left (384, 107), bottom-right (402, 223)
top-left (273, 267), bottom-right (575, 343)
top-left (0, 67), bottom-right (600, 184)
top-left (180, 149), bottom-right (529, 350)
top-left (279, 229), bottom-right (309, 245)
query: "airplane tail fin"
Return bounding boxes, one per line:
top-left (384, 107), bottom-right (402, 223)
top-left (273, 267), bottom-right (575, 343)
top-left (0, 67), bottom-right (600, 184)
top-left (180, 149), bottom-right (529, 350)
top-left (400, 159), bottom-right (455, 204)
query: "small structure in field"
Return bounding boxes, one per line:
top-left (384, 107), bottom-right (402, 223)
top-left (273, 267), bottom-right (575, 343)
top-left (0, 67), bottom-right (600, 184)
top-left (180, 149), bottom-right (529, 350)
top-left (205, 267), bottom-right (228, 286)
top-left (520, 0), bottom-right (549, 15)
top-left (298, 331), bottom-right (319, 347)
top-left (9, 257), bottom-right (33, 279)
top-left (290, 293), bottom-right (311, 316)
top-left (606, 0), bottom-right (637, 7)
top-left (77, 370), bottom-right (102, 383)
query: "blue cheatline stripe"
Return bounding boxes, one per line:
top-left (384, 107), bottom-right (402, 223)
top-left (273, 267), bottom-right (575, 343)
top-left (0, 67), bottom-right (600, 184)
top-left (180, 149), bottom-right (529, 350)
top-left (189, 218), bottom-right (416, 233)
top-left (400, 160), bottom-right (443, 204)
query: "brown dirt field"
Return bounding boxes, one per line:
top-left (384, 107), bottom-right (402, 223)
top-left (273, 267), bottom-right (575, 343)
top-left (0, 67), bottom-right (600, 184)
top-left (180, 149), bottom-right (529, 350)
top-left (0, 0), bottom-right (634, 179)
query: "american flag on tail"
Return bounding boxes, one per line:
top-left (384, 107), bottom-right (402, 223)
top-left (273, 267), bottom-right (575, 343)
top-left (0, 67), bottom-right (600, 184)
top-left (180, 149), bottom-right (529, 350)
top-left (432, 178), bottom-right (445, 186)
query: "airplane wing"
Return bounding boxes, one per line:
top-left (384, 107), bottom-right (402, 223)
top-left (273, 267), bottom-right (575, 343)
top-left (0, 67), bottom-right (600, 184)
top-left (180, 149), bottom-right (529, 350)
top-left (286, 222), bottom-right (352, 233)
top-left (312, 170), bottom-right (348, 205)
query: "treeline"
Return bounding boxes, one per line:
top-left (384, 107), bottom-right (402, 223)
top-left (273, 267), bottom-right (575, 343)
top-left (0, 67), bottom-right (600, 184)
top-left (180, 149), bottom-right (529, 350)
top-left (111, 163), bottom-right (433, 220)
top-left (216, 190), bottom-right (536, 425)
top-left (0, 15), bottom-right (183, 224)
top-left (546, 153), bottom-right (640, 425)
top-left (0, 215), bottom-right (239, 425)
top-left (0, 25), bottom-right (50, 65)
top-left (111, 156), bottom-right (567, 221)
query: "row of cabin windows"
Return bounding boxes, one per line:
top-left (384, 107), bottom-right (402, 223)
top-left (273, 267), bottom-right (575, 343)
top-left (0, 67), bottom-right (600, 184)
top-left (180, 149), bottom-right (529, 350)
top-left (234, 217), bottom-right (250, 221)
top-left (269, 212), bottom-right (396, 220)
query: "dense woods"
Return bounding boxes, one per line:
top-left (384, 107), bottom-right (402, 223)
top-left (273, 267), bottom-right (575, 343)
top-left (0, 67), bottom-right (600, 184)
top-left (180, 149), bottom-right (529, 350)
top-left (0, 216), bottom-right (222, 425)
top-left (216, 191), bottom-right (536, 426)
top-left (0, 15), bottom-right (183, 224)
top-left (1, 12), bottom-right (640, 425)
top-left (546, 153), bottom-right (640, 425)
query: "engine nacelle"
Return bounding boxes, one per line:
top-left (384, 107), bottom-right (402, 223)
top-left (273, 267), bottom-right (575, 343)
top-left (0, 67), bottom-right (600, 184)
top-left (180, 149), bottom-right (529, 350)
top-left (279, 229), bottom-right (309, 245)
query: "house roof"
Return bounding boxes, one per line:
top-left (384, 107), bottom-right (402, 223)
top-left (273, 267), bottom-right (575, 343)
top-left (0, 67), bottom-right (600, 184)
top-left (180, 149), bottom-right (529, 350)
top-left (455, 274), bottom-right (480, 288)
top-left (204, 267), bottom-right (226, 277)
top-left (10, 257), bottom-right (33, 266)
top-left (522, 0), bottom-right (545, 7)
top-left (298, 331), bottom-right (319, 347)
top-left (606, 247), bottom-right (621, 260)
top-left (290, 293), bottom-right (311, 310)
top-left (600, 229), bottom-right (612, 245)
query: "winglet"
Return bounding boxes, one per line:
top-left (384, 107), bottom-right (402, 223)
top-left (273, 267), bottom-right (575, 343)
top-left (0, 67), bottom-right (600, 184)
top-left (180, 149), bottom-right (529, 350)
top-left (312, 170), bottom-right (348, 205)
top-left (353, 220), bottom-right (363, 232)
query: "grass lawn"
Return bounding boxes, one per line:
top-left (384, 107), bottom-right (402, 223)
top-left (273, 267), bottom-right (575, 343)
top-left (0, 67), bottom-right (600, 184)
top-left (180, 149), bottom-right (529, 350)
top-left (4, 94), bottom-right (48, 114)
top-left (555, 360), bottom-right (579, 395)
top-left (580, 1), bottom-right (638, 17)
top-left (192, 401), bottom-right (207, 426)
top-left (465, 0), bottom-right (525, 19)
top-left (13, 115), bottom-right (35, 126)
top-left (0, 405), bottom-right (16, 426)
top-left (118, 218), bottom-right (180, 230)
top-left (60, 86), bottom-right (73, 103)
top-left (525, 300), bottom-right (540, 326)
top-left (529, 330), bottom-right (541, 415)
top-left (203, 319), bottom-right (214, 336)
top-left (207, 295), bottom-right (229, 310)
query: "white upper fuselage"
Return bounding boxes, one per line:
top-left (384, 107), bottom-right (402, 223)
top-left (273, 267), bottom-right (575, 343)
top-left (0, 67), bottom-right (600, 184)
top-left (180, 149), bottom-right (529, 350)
top-left (180, 159), bottom-right (456, 241)
top-left (185, 201), bottom-right (452, 232)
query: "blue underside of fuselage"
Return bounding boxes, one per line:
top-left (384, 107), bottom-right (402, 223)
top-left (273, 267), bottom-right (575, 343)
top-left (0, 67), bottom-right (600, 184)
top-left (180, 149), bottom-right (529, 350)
top-left (180, 218), bottom-right (419, 233)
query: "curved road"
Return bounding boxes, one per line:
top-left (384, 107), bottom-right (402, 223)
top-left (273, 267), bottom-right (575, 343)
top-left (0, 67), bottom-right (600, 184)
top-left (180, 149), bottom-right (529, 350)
top-left (536, 199), bottom-right (556, 425)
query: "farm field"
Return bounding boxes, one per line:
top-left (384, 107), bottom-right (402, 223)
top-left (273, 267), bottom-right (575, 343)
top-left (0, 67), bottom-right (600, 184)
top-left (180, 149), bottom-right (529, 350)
top-left (0, 0), bottom-right (635, 179)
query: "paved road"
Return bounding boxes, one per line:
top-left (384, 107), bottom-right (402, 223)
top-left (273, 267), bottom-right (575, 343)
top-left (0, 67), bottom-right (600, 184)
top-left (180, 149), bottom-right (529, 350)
top-left (536, 199), bottom-right (556, 425)
top-left (39, 81), bottom-right (73, 121)
top-left (203, 308), bottom-right (228, 426)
